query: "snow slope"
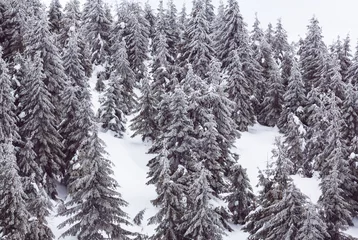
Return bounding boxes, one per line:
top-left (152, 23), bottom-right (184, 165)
top-left (48, 67), bottom-right (358, 239)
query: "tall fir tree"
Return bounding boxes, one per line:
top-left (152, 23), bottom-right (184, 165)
top-left (225, 50), bottom-right (255, 131)
top-left (0, 141), bottom-right (31, 239)
top-left (130, 75), bottom-right (159, 142)
top-left (299, 17), bottom-right (328, 92)
top-left (18, 53), bottom-right (64, 197)
top-left (179, 0), bottom-right (214, 79)
top-left (258, 61), bottom-right (284, 127)
top-left (48, 0), bottom-right (63, 35)
top-left (58, 128), bottom-right (132, 240)
top-left (272, 18), bottom-right (290, 65)
top-left (82, 0), bottom-right (111, 64)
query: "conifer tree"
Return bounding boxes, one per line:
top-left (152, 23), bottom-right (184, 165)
top-left (297, 203), bottom-right (330, 240)
top-left (58, 128), bottom-right (132, 240)
top-left (179, 0), bottom-right (214, 79)
top-left (181, 162), bottom-right (227, 240)
top-left (0, 141), bottom-right (31, 239)
top-left (48, 0), bottom-right (63, 35)
top-left (258, 61), bottom-right (284, 127)
top-left (98, 70), bottom-right (127, 137)
top-left (319, 162), bottom-right (353, 239)
top-left (18, 53), bottom-right (64, 197)
top-left (342, 83), bottom-right (358, 145)
top-left (144, 1), bottom-right (156, 44)
top-left (82, 0), bottom-right (111, 64)
top-left (272, 18), bottom-right (289, 65)
top-left (347, 40), bottom-right (358, 86)
top-left (130, 75), bottom-right (159, 142)
top-left (165, 0), bottom-right (180, 65)
top-left (299, 17), bottom-right (327, 92)
top-left (283, 113), bottom-right (306, 174)
top-left (59, 0), bottom-right (82, 48)
top-left (265, 23), bottom-right (274, 46)
top-left (24, 9), bottom-right (67, 119)
top-left (124, 2), bottom-right (150, 80)
top-left (148, 143), bottom-right (186, 240)
top-left (278, 59), bottom-right (307, 132)
top-left (321, 54), bottom-right (345, 100)
top-left (108, 38), bottom-right (137, 114)
top-left (335, 35), bottom-right (352, 83)
top-left (225, 50), bottom-right (255, 131)
top-left (225, 164), bottom-right (255, 224)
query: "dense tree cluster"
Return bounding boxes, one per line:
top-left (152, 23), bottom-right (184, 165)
top-left (0, 0), bottom-right (357, 239)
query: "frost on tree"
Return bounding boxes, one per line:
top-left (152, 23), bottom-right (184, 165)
top-left (58, 128), bottom-right (132, 240)
top-left (18, 53), bottom-right (64, 197)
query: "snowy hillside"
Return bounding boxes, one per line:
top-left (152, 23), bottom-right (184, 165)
top-left (44, 68), bottom-right (358, 239)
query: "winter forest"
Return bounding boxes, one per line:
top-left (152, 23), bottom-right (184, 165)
top-left (1, 0), bottom-right (358, 239)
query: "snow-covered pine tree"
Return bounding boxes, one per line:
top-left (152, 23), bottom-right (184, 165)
top-left (48, 0), bottom-right (63, 35)
top-left (0, 0), bottom-right (29, 60)
top-left (0, 141), bottom-right (31, 239)
top-left (58, 0), bottom-right (82, 48)
top-left (24, 8), bottom-right (67, 120)
top-left (335, 35), bottom-right (353, 83)
top-left (130, 75), bottom-right (159, 142)
top-left (26, 183), bottom-right (54, 240)
top-left (342, 83), bottom-right (358, 145)
top-left (258, 61), bottom-right (284, 127)
top-left (243, 137), bottom-right (294, 238)
top-left (272, 18), bottom-right (289, 65)
top-left (82, 0), bottom-right (111, 65)
top-left (278, 59), bottom-right (307, 132)
top-left (124, 2), bottom-right (150, 80)
top-left (265, 23), bottom-right (274, 46)
top-left (321, 54), bottom-right (346, 100)
top-left (283, 113), bottom-right (306, 175)
top-left (280, 44), bottom-right (295, 89)
top-left (179, 0), bottom-right (214, 79)
top-left (58, 128), bottom-right (132, 240)
top-left (319, 162), bottom-right (353, 239)
top-left (108, 38), bottom-right (137, 115)
top-left (148, 142), bottom-right (186, 240)
top-left (165, 0), bottom-right (180, 66)
top-left (225, 164), bottom-right (255, 224)
top-left (347, 40), bottom-right (358, 86)
top-left (151, 30), bottom-right (171, 103)
top-left (252, 183), bottom-right (307, 240)
top-left (225, 50), bottom-right (255, 131)
top-left (60, 27), bottom-right (95, 172)
top-left (144, 1), bottom-right (156, 45)
top-left (181, 161), bottom-right (227, 240)
top-left (297, 203), bottom-right (330, 240)
top-left (299, 17), bottom-right (328, 92)
top-left (98, 70), bottom-right (127, 137)
top-left (18, 53), bottom-right (64, 197)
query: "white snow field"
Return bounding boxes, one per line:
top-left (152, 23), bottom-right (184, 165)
top-left (47, 66), bottom-right (358, 239)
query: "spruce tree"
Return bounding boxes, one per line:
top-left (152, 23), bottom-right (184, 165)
top-left (124, 2), bottom-right (150, 80)
top-left (82, 0), bottom-right (111, 64)
top-left (181, 162), bottom-right (227, 240)
top-left (179, 0), bottom-right (214, 79)
top-left (148, 142), bottom-right (186, 240)
top-left (321, 54), bottom-right (345, 100)
top-left (165, 0), bottom-right (180, 66)
top-left (278, 59), bottom-right (307, 132)
top-left (336, 35), bottom-right (352, 83)
top-left (342, 83), bottom-right (358, 145)
top-left (258, 61), bottom-right (284, 127)
top-left (130, 75), bottom-right (159, 142)
top-left (144, 1), bottom-right (156, 44)
top-left (48, 0), bottom-right (63, 35)
top-left (59, 0), bottom-right (82, 49)
top-left (0, 141), bottom-right (31, 239)
top-left (283, 113), bottom-right (306, 174)
top-left (24, 9), bottom-right (67, 119)
top-left (225, 51), bottom-right (255, 131)
top-left (319, 162), bottom-right (353, 239)
top-left (299, 17), bottom-right (327, 92)
top-left (347, 40), bottom-right (358, 86)
top-left (98, 70), bottom-right (127, 137)
top-left (297, 203), bottom-right (330, 240)
top-left (18, 53), bottom-right (64, 197)
top-left (58, 128), bottom-right (132, 240)
top-left (225, 164), bottom-right (255, 224)
top-left (272, 18), bottom-right (289, 65)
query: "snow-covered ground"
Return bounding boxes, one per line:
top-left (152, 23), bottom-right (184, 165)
top-left (48, 68), bottom-right (358, 239)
